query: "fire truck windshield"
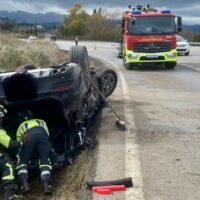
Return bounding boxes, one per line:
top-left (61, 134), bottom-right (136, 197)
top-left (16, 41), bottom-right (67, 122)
top-left (129, 16), bottom-right (175, 35)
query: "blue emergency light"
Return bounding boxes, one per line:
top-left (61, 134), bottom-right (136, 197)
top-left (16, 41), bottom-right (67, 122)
top-left (132, 10), bottom-right (141, 14)
top-left (161, 9), bottom-right (171, 14)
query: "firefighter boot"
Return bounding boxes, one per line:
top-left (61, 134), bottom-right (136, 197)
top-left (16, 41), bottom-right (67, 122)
top-left (41, 172), bottom-right (52, 195)
top-left (21, 179), bottom-right (30, 194)
top-left (43, 181), bottom-right (52, 195)
top-left (3, 184), bottom-right (22, 200)
top-left (18, 173), bottom-right (30, 194)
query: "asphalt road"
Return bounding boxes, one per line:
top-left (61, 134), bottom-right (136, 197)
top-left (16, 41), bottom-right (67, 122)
top-left (57, 40), bottom-right (200, 200)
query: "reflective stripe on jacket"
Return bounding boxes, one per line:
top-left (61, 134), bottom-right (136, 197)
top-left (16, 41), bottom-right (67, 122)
top-left (16, 119), bottom-right (49, 141)
top-left (0, 129), bottom-right (11, 149)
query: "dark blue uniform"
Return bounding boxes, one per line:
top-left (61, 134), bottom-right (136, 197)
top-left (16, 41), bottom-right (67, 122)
top-left (16, 118), bottom-right (52, 194)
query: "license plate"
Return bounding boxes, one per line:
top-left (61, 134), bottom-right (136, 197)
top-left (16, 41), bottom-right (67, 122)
top-left (146, 54), bottom-right (159, 58)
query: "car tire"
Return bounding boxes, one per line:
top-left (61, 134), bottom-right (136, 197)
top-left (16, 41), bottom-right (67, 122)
top-left (95, 65), bottom-right (118, 98)
top-left (185, 52), bottom-right (190, 56)
top-left (69, 45), bottom-right (90, 72)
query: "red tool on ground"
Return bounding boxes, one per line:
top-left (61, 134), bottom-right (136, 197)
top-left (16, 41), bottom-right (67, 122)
top-left (87, 177), bottom-right (133, 189)
top-left (92, 185), bottom-right (126, 195)
top-left (93, 188), bottom-right (113, 195)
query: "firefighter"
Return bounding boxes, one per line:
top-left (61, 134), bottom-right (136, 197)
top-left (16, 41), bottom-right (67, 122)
top-left (16, 110), bottom-right (52, 195)
top-left (75, 37), bottom-right (78, 45)
top-left (0, 105), bottom-right (22, 200)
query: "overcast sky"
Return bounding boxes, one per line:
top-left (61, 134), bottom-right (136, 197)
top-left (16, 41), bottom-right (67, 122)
top-left (0, 0), bottom-right (200, 24)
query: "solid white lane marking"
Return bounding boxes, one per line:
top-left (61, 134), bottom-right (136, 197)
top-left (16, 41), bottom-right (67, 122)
top-left (91, 54), bottom-right (144, 200)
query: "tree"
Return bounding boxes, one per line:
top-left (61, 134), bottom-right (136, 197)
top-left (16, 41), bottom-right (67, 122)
top-left (58, 3), bottom-right (89, 36)
top-left (98, 8), bottom-right (102, 15)
top-left (85, 13), bottom-right (121, 41)
top-left (197, 34), bottom-right (200, 42)
top-left (193, 34), bottom-right (198, 42)
top-left (93, 9), bottom-right (97, 15)
top-left (58, 3), bottom-right (122, 41)
top-left (0, 19), bottom-right (18, 32)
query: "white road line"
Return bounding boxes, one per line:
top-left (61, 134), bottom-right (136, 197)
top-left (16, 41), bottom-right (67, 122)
top-left (91, 54), bottom-right (144, 200)
top-left (180, 64), bottom-right (200, 71)
top-left (182, 65), bottom-right (193, 68)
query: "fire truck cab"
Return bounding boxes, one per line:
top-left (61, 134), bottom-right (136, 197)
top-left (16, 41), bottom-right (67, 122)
top-left (120, 5), bottom-right (182, 70)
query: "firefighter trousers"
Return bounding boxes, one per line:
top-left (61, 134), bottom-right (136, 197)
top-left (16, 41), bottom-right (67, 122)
top-left (17, 129), bottom-right (52, 182)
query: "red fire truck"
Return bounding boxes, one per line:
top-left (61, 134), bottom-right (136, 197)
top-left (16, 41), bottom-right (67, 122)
top-left (120, 5), bottom-right (182, 70)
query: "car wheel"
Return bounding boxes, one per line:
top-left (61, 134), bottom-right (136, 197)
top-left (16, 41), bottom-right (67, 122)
top-left (69, 45), bottom-right (90, 72)
top-left (95, 65), bottom-right (118, 98)
top-left (185, 52), bottom-right (190, 56)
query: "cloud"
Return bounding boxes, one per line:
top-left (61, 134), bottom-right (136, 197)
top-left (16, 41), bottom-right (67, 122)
top-left (6, 0), bottom-right (198, 9)
top-left (0, 0), bottom-right (199, 24)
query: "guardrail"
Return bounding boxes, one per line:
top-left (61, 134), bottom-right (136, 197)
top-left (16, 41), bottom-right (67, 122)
top-left (189, 42), bottom-right (200, 46)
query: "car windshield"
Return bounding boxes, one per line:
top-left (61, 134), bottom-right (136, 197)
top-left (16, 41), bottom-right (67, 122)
top-left (129, 16), bottom-right (175, 35)
top-left (176, 35), bottom-right (185, 42)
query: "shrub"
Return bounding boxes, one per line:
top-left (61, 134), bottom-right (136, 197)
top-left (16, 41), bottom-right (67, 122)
top-left (0, 34), bottom-right (67, 71)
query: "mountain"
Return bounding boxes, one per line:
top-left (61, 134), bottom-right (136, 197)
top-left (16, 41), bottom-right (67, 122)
top-left (0, 11), bottom-right (66, 26)
top-left (183, 25), bottom-right (200, 33)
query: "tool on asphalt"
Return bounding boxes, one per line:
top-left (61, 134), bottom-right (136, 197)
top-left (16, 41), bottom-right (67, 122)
top-left (87, 177), bottom-right (133, 189)
top-left (92, 185), bottom-right (126, 192)
top-left (79, 65), bottom-right (126, 131)
top-left (93, 188), bottom-right (112, 195)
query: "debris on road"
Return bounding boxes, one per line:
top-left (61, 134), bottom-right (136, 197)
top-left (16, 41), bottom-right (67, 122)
top-left (92, 185), bottom-right (126, 195)
top-left (87, 177), bottom-right (133, 189)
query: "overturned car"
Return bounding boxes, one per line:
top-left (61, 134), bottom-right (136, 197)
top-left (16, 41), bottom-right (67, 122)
top-left (0, 45), bottom-right (118, 168)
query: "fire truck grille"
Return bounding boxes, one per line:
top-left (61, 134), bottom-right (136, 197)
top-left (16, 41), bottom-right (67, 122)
top-left (133, 42), bottom-right (171, 53)
top-left (140, 56), bottom-right (165, 61)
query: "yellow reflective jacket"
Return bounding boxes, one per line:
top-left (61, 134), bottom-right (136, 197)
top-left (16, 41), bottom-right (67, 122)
top-left (16, 119), bottom-right (49, 142)
top-left (0, 129), bottom-right (11, 149)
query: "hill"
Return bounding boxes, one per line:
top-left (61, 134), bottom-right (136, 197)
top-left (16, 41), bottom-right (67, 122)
top-left (184, 25), bottom-right (200, 33)
top-left (0, 11), bottom-right (65, 28)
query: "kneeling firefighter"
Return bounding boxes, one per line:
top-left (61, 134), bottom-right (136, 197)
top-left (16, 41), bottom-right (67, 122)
top-left (16, 110), bottom-right (53, 195)
top-left (0, 105), bottom-right (22, 200)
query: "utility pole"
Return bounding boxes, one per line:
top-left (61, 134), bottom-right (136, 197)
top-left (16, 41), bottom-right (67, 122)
top-left (34, 24), bottom-right (37, 37)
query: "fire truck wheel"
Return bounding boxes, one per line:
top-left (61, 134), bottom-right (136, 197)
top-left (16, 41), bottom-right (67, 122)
top-left (123, 57), bottom-right (133, 70)
top-left (125, 63), bottom-right (133, 70)
top-left (165, 62), bottom-right (176, 70)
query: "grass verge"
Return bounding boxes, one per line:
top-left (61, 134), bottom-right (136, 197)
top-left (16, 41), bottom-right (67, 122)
top-left (0, 34), bottom-right (67, 71)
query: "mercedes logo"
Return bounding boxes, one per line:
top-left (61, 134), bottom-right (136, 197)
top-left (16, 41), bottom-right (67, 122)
top-left (149, 42), bottom-right (156, 49)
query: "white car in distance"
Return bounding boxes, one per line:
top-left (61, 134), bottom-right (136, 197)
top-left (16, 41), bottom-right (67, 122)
top-left (29, 35), bottom-right (37, 40)
top-left (176, 35), bottom-right (190, 56)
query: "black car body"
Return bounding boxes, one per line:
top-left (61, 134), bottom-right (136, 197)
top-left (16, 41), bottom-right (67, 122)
top-left (0, 46), bottom-right (118, 168)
